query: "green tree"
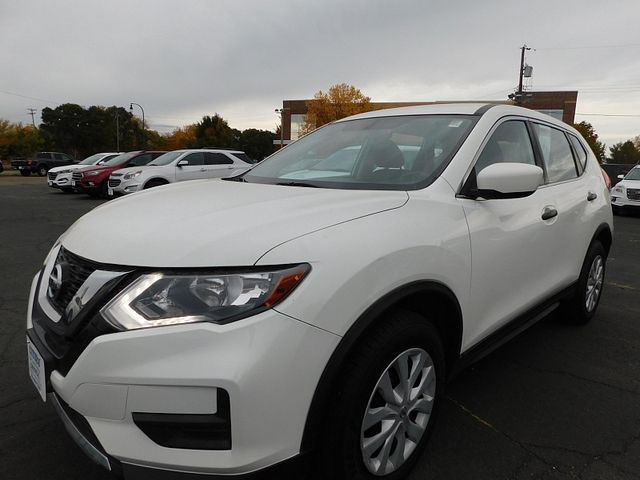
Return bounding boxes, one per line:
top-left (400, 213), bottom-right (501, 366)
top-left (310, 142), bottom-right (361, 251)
top-left (301, 83), bottom-right (372, 134)
top-left (238, 128), bottom-right (275, 161)
top-left (194, 114), bottom-right (239, 149)
top-left (572, 121), bottom-right (605, 163)
top-left (609, 140), bottom-right (640, 164)
top-left (40, 104), bottom-right (144, 157)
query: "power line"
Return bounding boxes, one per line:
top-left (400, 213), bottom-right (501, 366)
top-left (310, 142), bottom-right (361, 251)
top-left (536, 42), bottom-right (640, 51)
top-left (576, 112), bottom-right (640, 118)
top-left (0, 89), bottom-right (59, 104)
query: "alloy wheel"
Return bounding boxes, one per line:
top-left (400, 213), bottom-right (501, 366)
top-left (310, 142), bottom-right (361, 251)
top-left (360, 348), bottom-right (436, 476)
top-left (585, 255), bottom-right (604, 312)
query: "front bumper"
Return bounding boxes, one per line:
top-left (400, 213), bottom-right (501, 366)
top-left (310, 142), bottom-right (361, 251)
top-left (611, 195), bottom-right (640, 208)
top-left (109, 177), bottom-right (140, 195)
top-left (49, 173), bottom-right (74, 189)
top-left (28, 268), bottom-right (340, 476)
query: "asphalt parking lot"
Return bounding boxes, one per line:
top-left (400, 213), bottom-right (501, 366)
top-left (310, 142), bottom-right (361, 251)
top-left (1, 177), bottom-right (639, 480)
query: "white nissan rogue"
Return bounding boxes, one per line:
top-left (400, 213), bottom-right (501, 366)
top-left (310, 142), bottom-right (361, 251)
top-left (26, 104), bottom-right (612, 480)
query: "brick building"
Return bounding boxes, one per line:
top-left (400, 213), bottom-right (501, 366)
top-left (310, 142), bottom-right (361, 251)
top-left (276, 91), bottom-right (578, 146)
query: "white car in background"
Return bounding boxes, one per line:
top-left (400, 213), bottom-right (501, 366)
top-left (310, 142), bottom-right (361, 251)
top-left (108, 149), bottom-right (254, 196)
top-left (48, 152), bottom-right (120, 192)
top-left (611, 165), bottom-right (640, 212)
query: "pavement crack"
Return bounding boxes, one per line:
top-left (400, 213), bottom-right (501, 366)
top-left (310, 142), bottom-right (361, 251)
top-left (447, 396), bottom-right (574, 478)
top-left (510, 360), bottom-right (639, 395)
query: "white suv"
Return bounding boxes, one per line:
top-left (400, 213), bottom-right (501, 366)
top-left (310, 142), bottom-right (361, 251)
top-left (47, 153), bottom-right (120, 192)
top-left (611, 165), bottom-right (640, 211)
top-left (107, 149), bottom-right (253, 196)
top-left (26, 104), bottom-right (612, 480)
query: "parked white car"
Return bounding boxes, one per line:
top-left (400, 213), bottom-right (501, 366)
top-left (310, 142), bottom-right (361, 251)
top-left (107, 149), bottom-right (253, 196)
top-left (48, 152), bottom-right (120, 192)
top-left (27, 104), bottom-right (612, 480)
top-left (611, 165), bottom-right (640, 211)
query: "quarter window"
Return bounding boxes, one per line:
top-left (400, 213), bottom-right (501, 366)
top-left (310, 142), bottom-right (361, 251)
top-left (474, 121), bottom-right (536, 175)
top-left (569, 135), bottom-right (587, 174)
top-left (532, 124), bottom-right (578, 183)
top-left (204, 153), bottom-right (233, 165)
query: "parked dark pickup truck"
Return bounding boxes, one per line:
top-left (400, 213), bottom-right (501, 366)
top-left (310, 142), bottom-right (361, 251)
top-left (11, 152), bottom-right (75, 176)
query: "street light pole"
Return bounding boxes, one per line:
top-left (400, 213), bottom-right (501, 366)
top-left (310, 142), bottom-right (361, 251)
top-left (130, 102), bottom-right (145, 148)
top-left (275, 108), bottom-right (284, 148)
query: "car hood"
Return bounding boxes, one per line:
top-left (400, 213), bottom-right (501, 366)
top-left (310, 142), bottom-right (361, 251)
top-left (49, 164), bottom-right (85, 173)
top-left (60, 180), bottom-right (408, 267)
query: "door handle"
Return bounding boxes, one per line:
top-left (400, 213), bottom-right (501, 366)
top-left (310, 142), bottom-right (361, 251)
top-left (200, 168), bottom-right (207, 172)
top-left (587, 191), bottom-right (597, 201)
top-left (541, 207), bottom-right (558, 220)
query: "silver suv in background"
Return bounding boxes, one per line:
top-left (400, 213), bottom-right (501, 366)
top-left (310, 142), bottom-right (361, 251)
top-left (108, 149), bottom-right (253, 196)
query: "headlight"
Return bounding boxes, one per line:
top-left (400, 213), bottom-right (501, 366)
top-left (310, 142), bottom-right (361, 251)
top-left (124, 170), bottom-right (142, 180)
top-left (86, 171), bottom-right (101, 177)
top-left (58, 169), bottom-right (71, 174)
top-left (101, 264), bottom-right (310, 330)
top-left (613, 186), bottom-right (624, 193)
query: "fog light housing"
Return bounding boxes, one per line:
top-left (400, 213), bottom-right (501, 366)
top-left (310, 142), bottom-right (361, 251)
top-left (132, 389), bottom-right (231, 450)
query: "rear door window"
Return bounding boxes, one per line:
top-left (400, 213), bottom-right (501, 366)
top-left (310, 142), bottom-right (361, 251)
top-left (53, 154), bottom-right (63, 160)
top-left (532, 124), bottom-right (578, 183)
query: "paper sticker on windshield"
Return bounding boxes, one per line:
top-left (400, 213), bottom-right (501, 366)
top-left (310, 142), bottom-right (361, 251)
top-left (448, 120), bottom-right (464, 128)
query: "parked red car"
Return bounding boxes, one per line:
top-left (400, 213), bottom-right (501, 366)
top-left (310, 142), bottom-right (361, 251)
top-left (72, 151), bottom-right (166, 197)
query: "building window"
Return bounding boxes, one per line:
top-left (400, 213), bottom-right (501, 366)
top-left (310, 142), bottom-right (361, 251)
top-left (536, 109), bottom-right (564, 121)
top-left (290, 114), bottom-right (307, 140)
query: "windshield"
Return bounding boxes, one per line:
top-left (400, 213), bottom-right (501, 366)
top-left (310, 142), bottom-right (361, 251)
top-left (79, 153), bottom-right (107, 165)
top-left (625, 168), bottom-right (640, 180)
top-left (103, 151), bottom-right (139, 166)
top-left (242, 115), bottom-right (476, 190)
top-left (150, 151), bottom-right (184, 166)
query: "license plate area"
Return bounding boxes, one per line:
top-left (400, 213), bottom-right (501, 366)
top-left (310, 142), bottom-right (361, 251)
top-left (27, 337), bottom-right (47, 402)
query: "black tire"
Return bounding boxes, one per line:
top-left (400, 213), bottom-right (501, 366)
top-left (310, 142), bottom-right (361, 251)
top-left (20, 170), bottom-right (31, 177)
top-left (317, 310), bottom-right (445, 480)
top-left (144, 179), bottom-right (168, 189)
top-left (559, 241), bottom-right (606, 325)
top-left (37, 165), bottom-right (48, 176)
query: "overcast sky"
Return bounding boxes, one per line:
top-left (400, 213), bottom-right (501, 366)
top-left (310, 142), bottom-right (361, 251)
top-left (1, 0), bottom-right (640, 148)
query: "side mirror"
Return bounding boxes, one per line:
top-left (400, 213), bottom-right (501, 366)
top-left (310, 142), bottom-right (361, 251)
top-left (617, 174), bottom-right (625, 180)
top-left (177, 160), bottom-right (188, 167)
top-left (473, 163), bottom-right (543, 199)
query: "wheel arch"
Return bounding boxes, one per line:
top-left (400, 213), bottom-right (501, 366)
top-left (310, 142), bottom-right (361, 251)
top-left (591, 222), bottom-right (613, 256)
top-left (300, 280), bottom-right (463, 453)
top-left (142, 177), bottom-right (169, 189)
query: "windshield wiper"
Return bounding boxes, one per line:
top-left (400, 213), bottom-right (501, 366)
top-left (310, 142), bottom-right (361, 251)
top-left (275, 181), bottom-right (319, 188)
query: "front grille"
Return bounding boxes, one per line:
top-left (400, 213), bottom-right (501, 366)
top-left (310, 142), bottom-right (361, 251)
top-left (627, 188), bottom-right (640, 200)
top-left (72, 172), bottom-right (82, 182)
top-left (48, 172), bottom-right (58, 180)
top-left (108, 179), bottom-right (121, 187)
top-left (48, 248), bottom-right (97, 314)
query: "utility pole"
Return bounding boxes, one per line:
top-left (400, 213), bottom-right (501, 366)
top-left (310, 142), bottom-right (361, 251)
top-left (27, 108), bottom-right (37, 127)
top-left (517, 44), bottom-right (532, 95)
